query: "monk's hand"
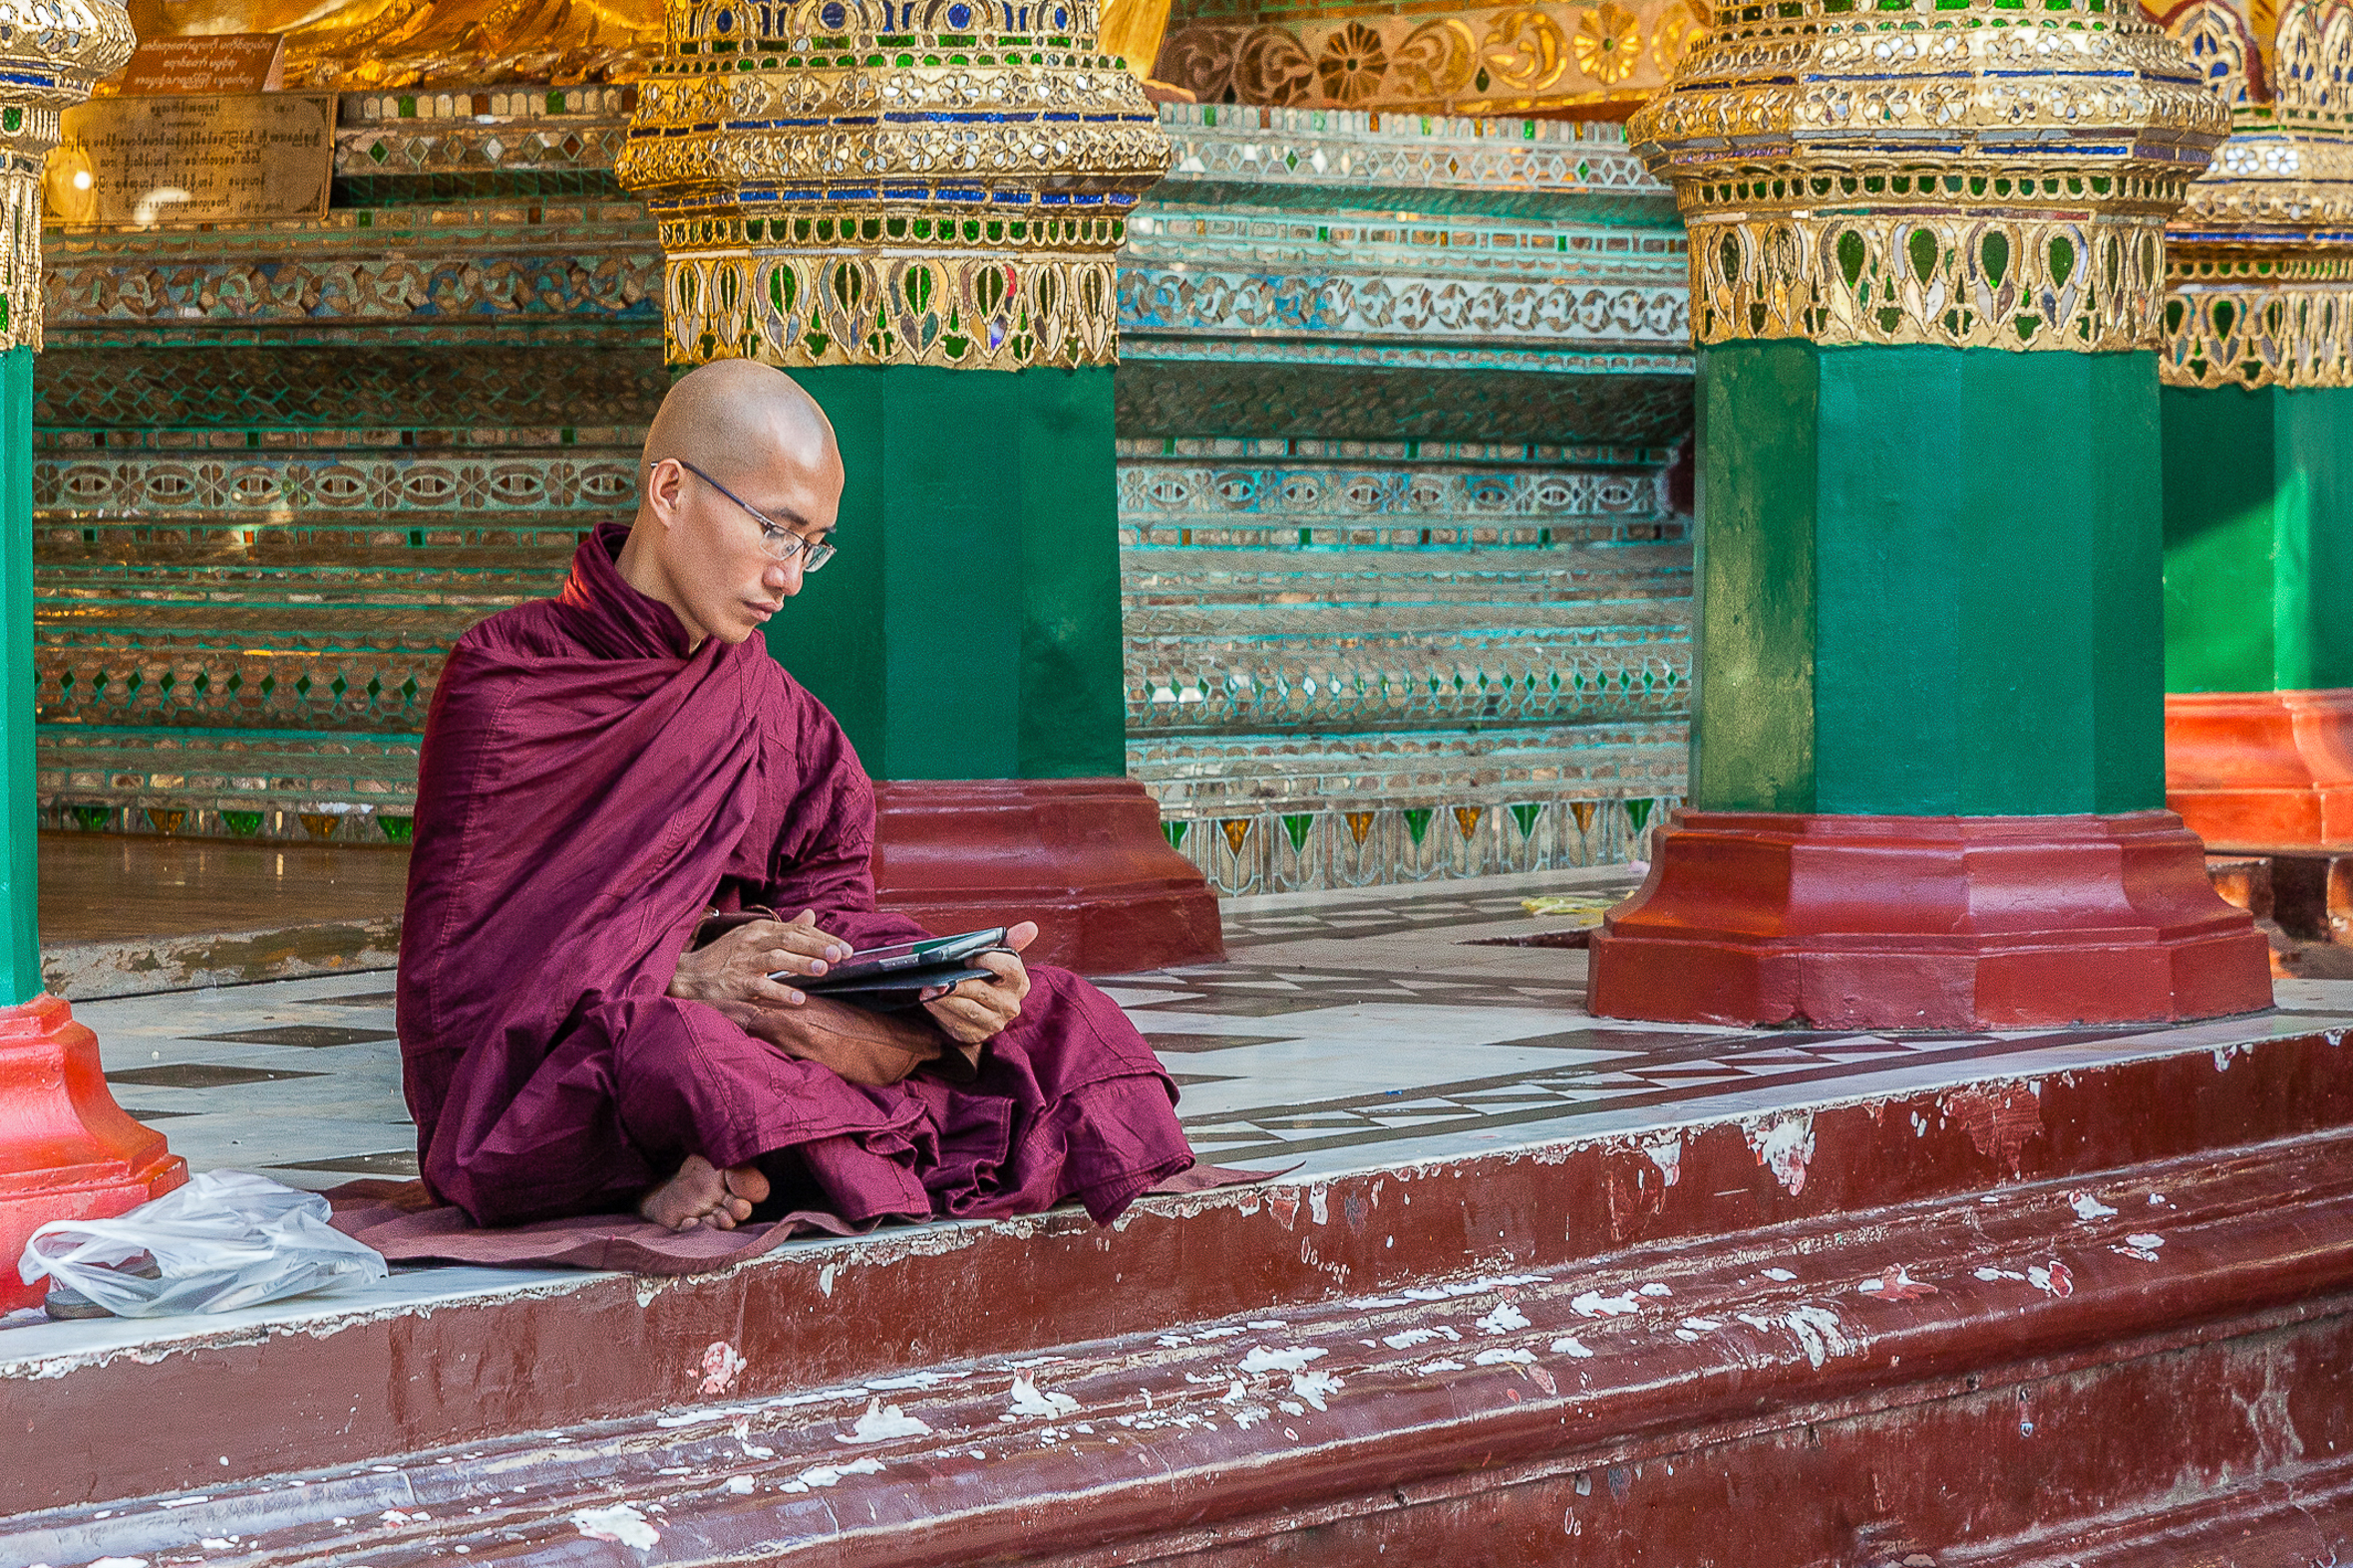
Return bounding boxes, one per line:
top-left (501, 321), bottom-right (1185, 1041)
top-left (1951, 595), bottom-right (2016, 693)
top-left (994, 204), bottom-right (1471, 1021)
top-left (670, 910), bottom-right (848, 1008)
top-left (920, 921), bottom-right (1038, 1046)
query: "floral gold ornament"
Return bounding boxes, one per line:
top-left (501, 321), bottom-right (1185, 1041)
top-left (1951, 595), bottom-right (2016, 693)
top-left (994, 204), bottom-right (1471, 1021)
top-left (1572, 1), bottom-right (1637, 86)
top-left (2155, 0), bottom-right (2353, 388)
top-left (1314, 19), bottom-right (1385, 105)
top-left (1625, 0), bottom-right (2227, 353)
top-left (616, 0), bottom-right (1173, 370)
top-left (1151, 0), bottom-right (1694, 115)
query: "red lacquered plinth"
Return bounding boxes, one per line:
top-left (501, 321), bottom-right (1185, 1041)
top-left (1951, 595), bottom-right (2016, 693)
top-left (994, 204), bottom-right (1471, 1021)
top-left (1588, 809), bottom-right (2272, 1030)
top-left (0, 993), bottom-right (185, 1311)
top-left (872, 779), bottom-right (1223, 975)
top-left (2166, 688), bottom-right (2353, 850)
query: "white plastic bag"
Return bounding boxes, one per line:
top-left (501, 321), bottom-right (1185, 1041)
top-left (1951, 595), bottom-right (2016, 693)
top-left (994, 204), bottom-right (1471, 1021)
top-left (19, 1170), bottom-right (389, 1317)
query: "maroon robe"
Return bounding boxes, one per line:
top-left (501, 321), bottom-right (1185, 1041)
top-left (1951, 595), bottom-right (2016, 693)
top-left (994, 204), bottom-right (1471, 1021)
top-left (397, 522), bottom-right (1194, 1228)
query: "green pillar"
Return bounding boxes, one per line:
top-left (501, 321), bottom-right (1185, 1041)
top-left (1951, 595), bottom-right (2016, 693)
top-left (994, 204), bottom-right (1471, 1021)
top-left (2161, 385), bottom-right (2353, 698)
top-left (2151, 0), bottom-right (2353, 849)
top-left (1, 345), bottom-right (36, 1005)
top-left (1696, 342), bottom-right (2166, 820)
top-left (2157, 381), bottom-right (2353, 849)
top-left (772, 365), bottom-right (1127, 783)
top-left (615, 0), bottom-right (1221, 971)
top-left (1588, 0), bottom-right (2271, 1028)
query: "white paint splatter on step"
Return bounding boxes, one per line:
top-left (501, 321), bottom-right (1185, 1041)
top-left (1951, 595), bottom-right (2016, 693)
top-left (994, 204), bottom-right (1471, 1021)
top-left (572, 1504), bottom-right (659, 1550)
top-left (838, 1399), bottom-right (931, 1443)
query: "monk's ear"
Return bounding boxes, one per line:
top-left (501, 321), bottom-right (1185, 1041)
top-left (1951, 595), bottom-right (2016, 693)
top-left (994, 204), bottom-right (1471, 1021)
top-left (644, 458), bottom-right (688, 524)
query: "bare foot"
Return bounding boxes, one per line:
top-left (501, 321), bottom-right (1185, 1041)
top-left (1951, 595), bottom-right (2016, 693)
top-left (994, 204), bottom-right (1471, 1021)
top-left (638, 1155), bottom-right (772, 1232)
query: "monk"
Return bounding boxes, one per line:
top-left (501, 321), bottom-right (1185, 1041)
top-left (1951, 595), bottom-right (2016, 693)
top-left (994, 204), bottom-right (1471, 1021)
top-left (396, 360), bottom-right (1197, 1234)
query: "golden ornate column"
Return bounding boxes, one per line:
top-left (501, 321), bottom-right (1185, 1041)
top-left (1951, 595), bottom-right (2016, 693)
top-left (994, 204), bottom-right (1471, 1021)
top-left (2, 0), bottom-right (137, 346)
top-left (616, 0), bottom-right (1170, 370)
top-left (2155, 0), bottom-right (2353, 850)
top-left (1586, 0), bottom-right (2272, 1027)
top-left (0, 0), bottom-right (187, 1314)
top-left (618, 0), bottom-right (1222, 970)
top-left (1630, 0), bottom-right (2221, 354)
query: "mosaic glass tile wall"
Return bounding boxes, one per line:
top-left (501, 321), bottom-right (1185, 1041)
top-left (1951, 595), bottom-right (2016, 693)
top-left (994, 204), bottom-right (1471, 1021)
top-left (1121, 436), bottom-right (1688, 893)
top-left (32, 96), bottom-right (1693, 892)
top-left (1122, 108), bottom-right (1692, 892)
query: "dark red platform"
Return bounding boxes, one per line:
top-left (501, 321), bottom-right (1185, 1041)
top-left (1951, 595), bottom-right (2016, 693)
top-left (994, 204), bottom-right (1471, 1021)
top-left (9, 1017), bottom-right (2353, 1565)
top-left (0, 994), bottom-right (185, 1311)
top-left (871, 777), bottom-right (1223, 974)
top-left (1587, 808), bottom-right (2272, 1029)
top-left (2167, 686), bottom-right (2353, 850)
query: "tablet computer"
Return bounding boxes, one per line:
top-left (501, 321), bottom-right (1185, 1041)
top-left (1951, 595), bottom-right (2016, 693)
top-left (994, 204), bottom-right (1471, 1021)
top-left (776, 927), bottom-right (1012, 1008)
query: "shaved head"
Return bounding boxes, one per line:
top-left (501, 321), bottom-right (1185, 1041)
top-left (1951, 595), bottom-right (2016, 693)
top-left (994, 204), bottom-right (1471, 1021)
top-left (618, 360), bottom-right (847, 650)
top-left (644, 359), bottom-right (840, 487)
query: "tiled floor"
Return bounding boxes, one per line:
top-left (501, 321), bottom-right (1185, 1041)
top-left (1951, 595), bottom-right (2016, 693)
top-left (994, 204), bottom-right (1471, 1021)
top-left (67, 863), bottom-right (2353, 1192)
top-left (69, 867), bottom-right (1624, 1187)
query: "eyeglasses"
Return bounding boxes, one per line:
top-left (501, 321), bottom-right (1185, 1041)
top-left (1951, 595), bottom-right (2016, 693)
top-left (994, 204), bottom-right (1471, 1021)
top-left (673, 459), bottom-right (837, 572)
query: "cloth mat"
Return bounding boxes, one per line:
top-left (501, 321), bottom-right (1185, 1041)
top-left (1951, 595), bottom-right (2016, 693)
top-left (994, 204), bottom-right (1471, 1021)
top-left (326, 1163), bottom-right (1271, 1276)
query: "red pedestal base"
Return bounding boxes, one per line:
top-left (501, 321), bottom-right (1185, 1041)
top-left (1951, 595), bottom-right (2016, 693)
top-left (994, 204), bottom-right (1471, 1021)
top-left (2165, 687), bottom-right (2353, 850)
top-left (0, 994), bottom-right (186, 1311)
top-left (872, 778), bottom-right (1224, 975)
top-left (1588, 808), bottom-right (2273, 1030)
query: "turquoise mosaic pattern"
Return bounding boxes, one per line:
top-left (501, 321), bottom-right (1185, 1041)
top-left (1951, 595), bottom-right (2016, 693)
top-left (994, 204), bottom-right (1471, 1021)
top-left (1120, 436), bottom-right (1689, 892)
top-left (36, 347), bottom-right (670, 430)
top-left (32, 424), bottom-right (625, 839)
top-left (336, 85), bottom-right (634, 205)
top-left (1153, 104), bottom-right (1674, 223)
top-left (1157, 790), bottom-right (1681, 896)
top-left (1124, 104), bottom-right (1690, 447)
top-left (29, 98), bottom-right (1694, 891)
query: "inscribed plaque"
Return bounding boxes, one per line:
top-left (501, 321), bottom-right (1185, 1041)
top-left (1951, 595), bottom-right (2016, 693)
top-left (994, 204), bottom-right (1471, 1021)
top-left (46, 93), bottom-right (332, 226)
top-left (113, 34), bottom-right (286, 95)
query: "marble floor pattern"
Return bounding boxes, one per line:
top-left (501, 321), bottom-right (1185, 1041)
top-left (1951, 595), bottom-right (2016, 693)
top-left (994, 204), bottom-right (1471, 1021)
top-left (65, 863), bottom-right (2353, 1192)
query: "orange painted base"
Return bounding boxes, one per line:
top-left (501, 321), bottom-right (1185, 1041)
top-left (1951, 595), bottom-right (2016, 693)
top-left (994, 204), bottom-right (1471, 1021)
top-left (1588, 809), bottom-right (2273, 1030)
top-left (2166, 687), bottom-right (2353, 850)
top-left (0, 994), bottom-right (186, 1312)
top-left (872, 779), bottom-right (1224, 976)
